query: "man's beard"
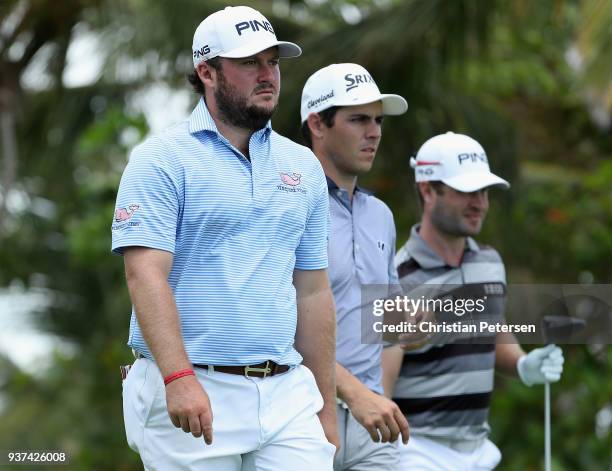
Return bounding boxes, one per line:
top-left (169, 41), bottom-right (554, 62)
top-left (430, 203), bottom-right (485, 237)
top-left (214, 72), bottom-right (277, 130)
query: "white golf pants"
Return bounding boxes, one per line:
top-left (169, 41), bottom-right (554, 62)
top-left (398, 434), bottom-right (501, 471)
top-left (123, 358), bottom-right (336, 470)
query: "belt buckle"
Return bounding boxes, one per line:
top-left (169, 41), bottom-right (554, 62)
top-left (245, 360), bottom-right (271, 378)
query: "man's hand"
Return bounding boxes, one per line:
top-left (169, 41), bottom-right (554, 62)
top-left (517, 344), bottom-right (565, 386)
top-left (125, 247), bottom-right (214, 441)
top-left (318, 402), bottom-right (341, 452)
top-left (165, 375), bottom-right (214, 444)
top-left (398, 308), bottom-right (435, 351)
top-left (347, 387), bottom-right (409, 444)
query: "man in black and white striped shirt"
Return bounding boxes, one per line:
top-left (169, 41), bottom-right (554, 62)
top-left (382, 132), bottom-right (564, 470)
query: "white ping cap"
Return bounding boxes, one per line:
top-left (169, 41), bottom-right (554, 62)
top-left (192, 6), bottom-right (301, 67)
top-left (410, 132), bottom-right (510, 192)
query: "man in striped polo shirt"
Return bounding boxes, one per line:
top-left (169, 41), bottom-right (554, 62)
top-left (113, 6), bottom-right (337, 470)
top-left (382, 132), bottom-right (565, 470)
top-left (300, 63), bottom-right (410, 470)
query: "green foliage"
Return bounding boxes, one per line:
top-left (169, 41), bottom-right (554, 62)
top-left (491, 346), bottom-right (612, 470)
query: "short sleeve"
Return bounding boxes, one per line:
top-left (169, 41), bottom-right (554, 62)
top-left (111, 137), bottom-right (181, 255)
top-left (294, 161), bottom-right (329, 270)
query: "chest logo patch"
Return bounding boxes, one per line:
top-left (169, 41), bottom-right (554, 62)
top-left (277, 172), bottom-right (306, 194)
top-left (280, 172), bottom-right (301, 186)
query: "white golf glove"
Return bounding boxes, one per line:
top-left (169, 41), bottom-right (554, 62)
top-left (517, 344), bottom-right (564, 386)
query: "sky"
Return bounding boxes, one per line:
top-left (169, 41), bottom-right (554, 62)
top-left (0, 286), bottom-right (75, 374)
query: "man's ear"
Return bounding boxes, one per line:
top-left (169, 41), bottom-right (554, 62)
top-left (196, 61), bottom-right (217, 88)
top-left (420, 182), bottom-right (435, 205)
top-left (306, 113), bottom-right (325, 141)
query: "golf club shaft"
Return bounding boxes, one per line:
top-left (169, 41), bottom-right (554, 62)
top-left (545, 382), bottom-right (551, 471)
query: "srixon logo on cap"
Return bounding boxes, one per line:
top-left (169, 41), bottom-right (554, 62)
top-left (344, 72), bottom-right (375, 92)
top-left (235, 19), bottom-right (275, 36)
top-left (457, 152), bottom-right (488, 165)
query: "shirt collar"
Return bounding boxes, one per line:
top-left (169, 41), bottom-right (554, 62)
top-left (188, 97), bottom-right (272, 139)
top-left (325, 176), bottom-right (373, 196)
top-left (402, 223), bottom-right (480, 269)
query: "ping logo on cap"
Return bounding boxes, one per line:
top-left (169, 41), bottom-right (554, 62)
top-left (235, 20), bottom-right (275, 36)
top-left (457, 152), bottom-right (488, 165)
top-left (344, 72), bottom-right (375, 92)
top-left (193, 45), bottom-right (211, 60)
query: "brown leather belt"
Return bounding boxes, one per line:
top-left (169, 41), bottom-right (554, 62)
top-left (193, 360), bottom-right (290, 378)
top-left (130, 351), bottom-right (289, 379)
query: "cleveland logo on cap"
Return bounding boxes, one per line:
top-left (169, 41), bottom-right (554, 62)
top-left (344, 72), bottom-right (375, 92)
top-left (307, 91), bottom-right (335, 109)
top-left (235, 20), bottom-right (275, 36)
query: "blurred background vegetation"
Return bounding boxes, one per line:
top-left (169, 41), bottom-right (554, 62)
top-left (0, 0), bottom-right (611, 469)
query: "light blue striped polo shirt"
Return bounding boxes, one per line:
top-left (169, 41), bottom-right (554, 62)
top-left (111, 98), bottom-right (329, 366)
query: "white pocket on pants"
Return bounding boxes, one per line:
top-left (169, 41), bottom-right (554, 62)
top-left (123, 359), bottom-right (160, 453)
top-left (299, 365), bottom-right (325, 413)
top-left (474, 439), bottom-right (502, 470)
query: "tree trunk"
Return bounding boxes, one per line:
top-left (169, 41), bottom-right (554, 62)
top-left (0, 88), bottom-right (18, 236)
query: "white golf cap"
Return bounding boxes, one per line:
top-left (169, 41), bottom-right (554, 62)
top-left (300, 63), bottom-right (408, 122)
top-left (410, 132), bottom-right (510, 192)
top-left (192, 6), bottom-right (301, 67)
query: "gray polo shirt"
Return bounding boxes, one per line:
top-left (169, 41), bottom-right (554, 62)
top-left (327, 177), bottom-right (399, 394)
top-left (392, 224), bottom-right (507, 443)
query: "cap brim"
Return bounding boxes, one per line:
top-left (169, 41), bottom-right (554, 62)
top-left (330, 93), bottom-right (408, 115)
top-left (442, 172), bottom-right (510, 192)
top-left (220, 40), bottom-right (302, 59)
top-left (380, 94), bottom-right (408, 115)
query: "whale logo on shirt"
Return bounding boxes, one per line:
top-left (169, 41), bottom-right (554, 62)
top-left (114, 204), bottom-right (140, 222)
top-left (280, 173), bottom-right (301, 186)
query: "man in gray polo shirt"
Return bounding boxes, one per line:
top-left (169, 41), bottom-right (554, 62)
top-left (300, 63), bottom-right (409, 470)
top-left (382, 132), bottom-right (565, 470)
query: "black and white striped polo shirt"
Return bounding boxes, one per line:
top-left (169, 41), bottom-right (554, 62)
top-left (392, 224), bottom-right (507, 442)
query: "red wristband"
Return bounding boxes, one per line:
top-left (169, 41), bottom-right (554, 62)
top-left (163, 368), bottom-right (195, 386)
